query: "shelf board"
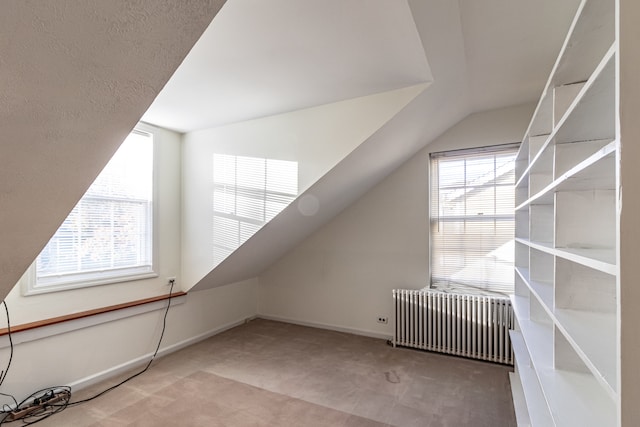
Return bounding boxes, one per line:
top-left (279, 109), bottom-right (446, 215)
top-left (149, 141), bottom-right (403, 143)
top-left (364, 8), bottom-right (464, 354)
top-left (516, 43), bottom-right (616, 189)
top-left (512, 295), bottom-right (553, 369)
top-left (511, 296), bottom-right (616, 427)
top-left (515, 149), bottom-right (530, 185)
top-left (554, 246), bottom-right (617, 275)
top-left (516, 141), bottom-right (529, 164)
top-left (538, 366), bottom-right (616, 427)
top-left (509, 371), bottom-right (532, 427)
top-left (516, 268), bottom-right (618, 399)
top-left (517, 267), bottom-right (553, 310)
top-left (510, 331), bottom-right (552, 427)
top-left (523, 85), bottom-right (553, 148)
top-left (513, 1), bottom-right (618, 424)
top-left (552, 140), bottom-right (615, 189)
top-left (516, 140), bottom-right (616, 209)
top-left (551, 0), bottom-right (615, 87)
top-left (554, 49), bottom-right (615, 144)
top-left (516, 238), bottom-right (616, 275)
top-left (520, 0), bottom-right (615, 144)
top-left (555, 308), bottom-right (617, 399)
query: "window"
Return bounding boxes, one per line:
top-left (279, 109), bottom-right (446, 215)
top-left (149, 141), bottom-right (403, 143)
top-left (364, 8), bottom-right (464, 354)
top-left (430, 144), bottom-right (518, 295)
top-left (32, 130), bottom-right (156, 293)
top-left (212, 154), bottom-right (298, 267)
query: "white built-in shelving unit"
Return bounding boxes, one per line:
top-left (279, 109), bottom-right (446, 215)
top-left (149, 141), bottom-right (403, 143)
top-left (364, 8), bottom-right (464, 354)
top-left (510, 0), bottom-right (621, 425)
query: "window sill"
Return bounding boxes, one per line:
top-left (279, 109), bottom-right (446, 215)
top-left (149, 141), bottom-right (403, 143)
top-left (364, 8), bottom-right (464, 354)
top-left (0, 292), bottom-right (186, 348)
top-left (26, 271), bottom-right (159, 296)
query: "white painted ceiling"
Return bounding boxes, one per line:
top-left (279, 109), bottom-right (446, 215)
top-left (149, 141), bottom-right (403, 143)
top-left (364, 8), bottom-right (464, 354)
top-left (0, 0), bottom-right (225, 300)
top-left (142, 0), bottom-right (432, 132)
top-left (143, 0), bottom-right (581, 133)
top-left (188, 0), bottom-right (582, 291)
top-left (0, 0), bottom-right (583, 298)
top-left (458, 0), bottom-right (581, 111)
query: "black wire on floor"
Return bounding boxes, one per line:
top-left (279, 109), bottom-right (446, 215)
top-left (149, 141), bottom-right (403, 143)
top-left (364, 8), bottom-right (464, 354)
top-left (0, 280), bottom-right (175, 425)
top-left (0, 301), bottom-right (17, 412)
top-left (0, 387), bottom-right (71, 426)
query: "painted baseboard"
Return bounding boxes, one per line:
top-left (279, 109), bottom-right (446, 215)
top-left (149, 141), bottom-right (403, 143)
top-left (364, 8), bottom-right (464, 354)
top-left (66, 313), bottom-right (389, 393)
top-left (257, 314), bottom-right (392, 341)
top-left (67, 315), bottom-right (256, 392)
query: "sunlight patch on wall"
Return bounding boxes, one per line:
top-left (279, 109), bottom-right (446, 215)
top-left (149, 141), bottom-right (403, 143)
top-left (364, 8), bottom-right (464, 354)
top-left (212, 154), bottom-right (298, 267)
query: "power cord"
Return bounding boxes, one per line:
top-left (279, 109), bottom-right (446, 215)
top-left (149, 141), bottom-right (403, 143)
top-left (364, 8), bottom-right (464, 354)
top-left (67, 279), bottom-right (174, 407)
top-left (0, 387), bottom-right (71, 425)
top-left (0, 280), bottom-right (175, 425)
top-left (0, 302), bottom-right (14, 390)
top-left (0, 301), bottom-right (18, 419)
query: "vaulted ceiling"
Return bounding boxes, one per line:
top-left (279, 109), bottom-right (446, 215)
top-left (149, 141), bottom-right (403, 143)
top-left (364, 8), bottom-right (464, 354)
top-left (142, 0), bottom-right (432, 131)
top-left (0, 0), bottom-right (226, 300)
top-left (0, 0), bottom-right (581, 299)
top-left (143, 0), bottom-right (580, 291)
top-left (143, 0), bottom-right (581, 133)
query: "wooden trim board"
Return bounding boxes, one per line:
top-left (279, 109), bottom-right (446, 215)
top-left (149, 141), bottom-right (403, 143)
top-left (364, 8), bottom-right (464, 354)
top-left (0, 291), bottom-right (187, 337)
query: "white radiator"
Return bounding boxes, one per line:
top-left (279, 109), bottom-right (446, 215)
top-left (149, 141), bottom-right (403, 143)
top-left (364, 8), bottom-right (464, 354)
top-left (393, 289), bottom-right (513, 365)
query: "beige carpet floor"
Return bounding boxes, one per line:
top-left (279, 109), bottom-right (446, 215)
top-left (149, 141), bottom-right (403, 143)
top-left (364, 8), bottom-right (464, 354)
top-left (34, 319), bottom-right (516, 426)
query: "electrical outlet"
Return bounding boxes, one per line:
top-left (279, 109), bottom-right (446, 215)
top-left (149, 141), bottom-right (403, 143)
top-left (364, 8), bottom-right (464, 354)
top-left (167, 276), bottom-right (176, 286)
top-left (377, 316), bottom-right (388, 324)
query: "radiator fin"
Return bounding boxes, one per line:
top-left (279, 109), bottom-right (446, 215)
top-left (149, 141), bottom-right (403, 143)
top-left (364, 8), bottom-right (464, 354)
top-left (393, 289), bottom-right (513, 365)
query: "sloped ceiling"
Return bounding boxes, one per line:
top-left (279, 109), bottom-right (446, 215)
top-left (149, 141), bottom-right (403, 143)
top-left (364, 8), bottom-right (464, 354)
top-left (142, 0), bottom-right (431, 131)
top-left (0, 0), bottom-right (226, 301)
top-left (178, 0), bottom-right (581, 291)
top-left (183, 83), bottom-right (429, 290)
top-left (458, 0), bottom-right (582, 111)
top-left (143, 0), bottom-right (581, 134)
top-left (0, 0), bottom-right (582, 298)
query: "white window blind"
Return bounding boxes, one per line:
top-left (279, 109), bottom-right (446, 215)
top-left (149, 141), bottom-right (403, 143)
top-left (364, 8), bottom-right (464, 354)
top-left (212, 154), bottom-right (298, 266)
top-left (35, 130), bottom-right (154, 290)
top-left (430, 144), bottom-right (518, 295)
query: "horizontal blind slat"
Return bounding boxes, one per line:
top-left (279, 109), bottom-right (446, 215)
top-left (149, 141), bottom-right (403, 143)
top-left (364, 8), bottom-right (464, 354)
top-left (36, 132), bottom-right (154, 283)
top-left (430, 144), bottom-right (518, 295)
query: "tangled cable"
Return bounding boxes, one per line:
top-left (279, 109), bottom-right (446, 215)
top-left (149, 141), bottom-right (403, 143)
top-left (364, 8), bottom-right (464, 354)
top-left (0, 280), bottom-right (175, 424)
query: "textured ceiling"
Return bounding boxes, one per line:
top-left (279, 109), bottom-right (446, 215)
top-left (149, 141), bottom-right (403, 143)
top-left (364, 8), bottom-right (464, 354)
top-left (458, 0), bottom-right (582, 111)
top-left (187, 0), bottom-right (583, 290)
top-left (0, 0), bottom-right (583, 297)
top-left (0, 0), bottom-right (225, 300)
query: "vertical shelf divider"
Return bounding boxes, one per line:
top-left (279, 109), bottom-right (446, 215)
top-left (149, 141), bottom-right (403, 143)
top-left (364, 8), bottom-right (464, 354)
top-left (511, 0), bottom-right (618, 425)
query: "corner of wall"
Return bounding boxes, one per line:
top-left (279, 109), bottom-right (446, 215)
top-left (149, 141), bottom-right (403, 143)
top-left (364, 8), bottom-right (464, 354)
top-left (256, 102), bottom-right (534, 339)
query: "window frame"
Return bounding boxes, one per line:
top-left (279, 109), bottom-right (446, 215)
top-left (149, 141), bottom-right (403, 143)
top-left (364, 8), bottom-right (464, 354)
top-left (24, 128), bottom-right (159, 296)
top-left (428, 143), bottom-right (519, 296)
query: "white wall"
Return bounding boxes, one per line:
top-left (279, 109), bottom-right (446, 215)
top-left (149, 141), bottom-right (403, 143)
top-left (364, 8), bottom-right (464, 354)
top-left (0, 279), bottom-right (257, 403)
top-left (0, 123), bottom-right (259, 403)
top-left (0, 103), bottom-right (533, 405)
top-left (257, 103), bottom-right (534, 338)
top-left (181, 86), bottom-right (425, 289)
top-left (4, 123), bottom-right (183, 324)
top-left (0, 1), bottom-right (224, 302)
top-left (619, 0), bottom-right (640, 423)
